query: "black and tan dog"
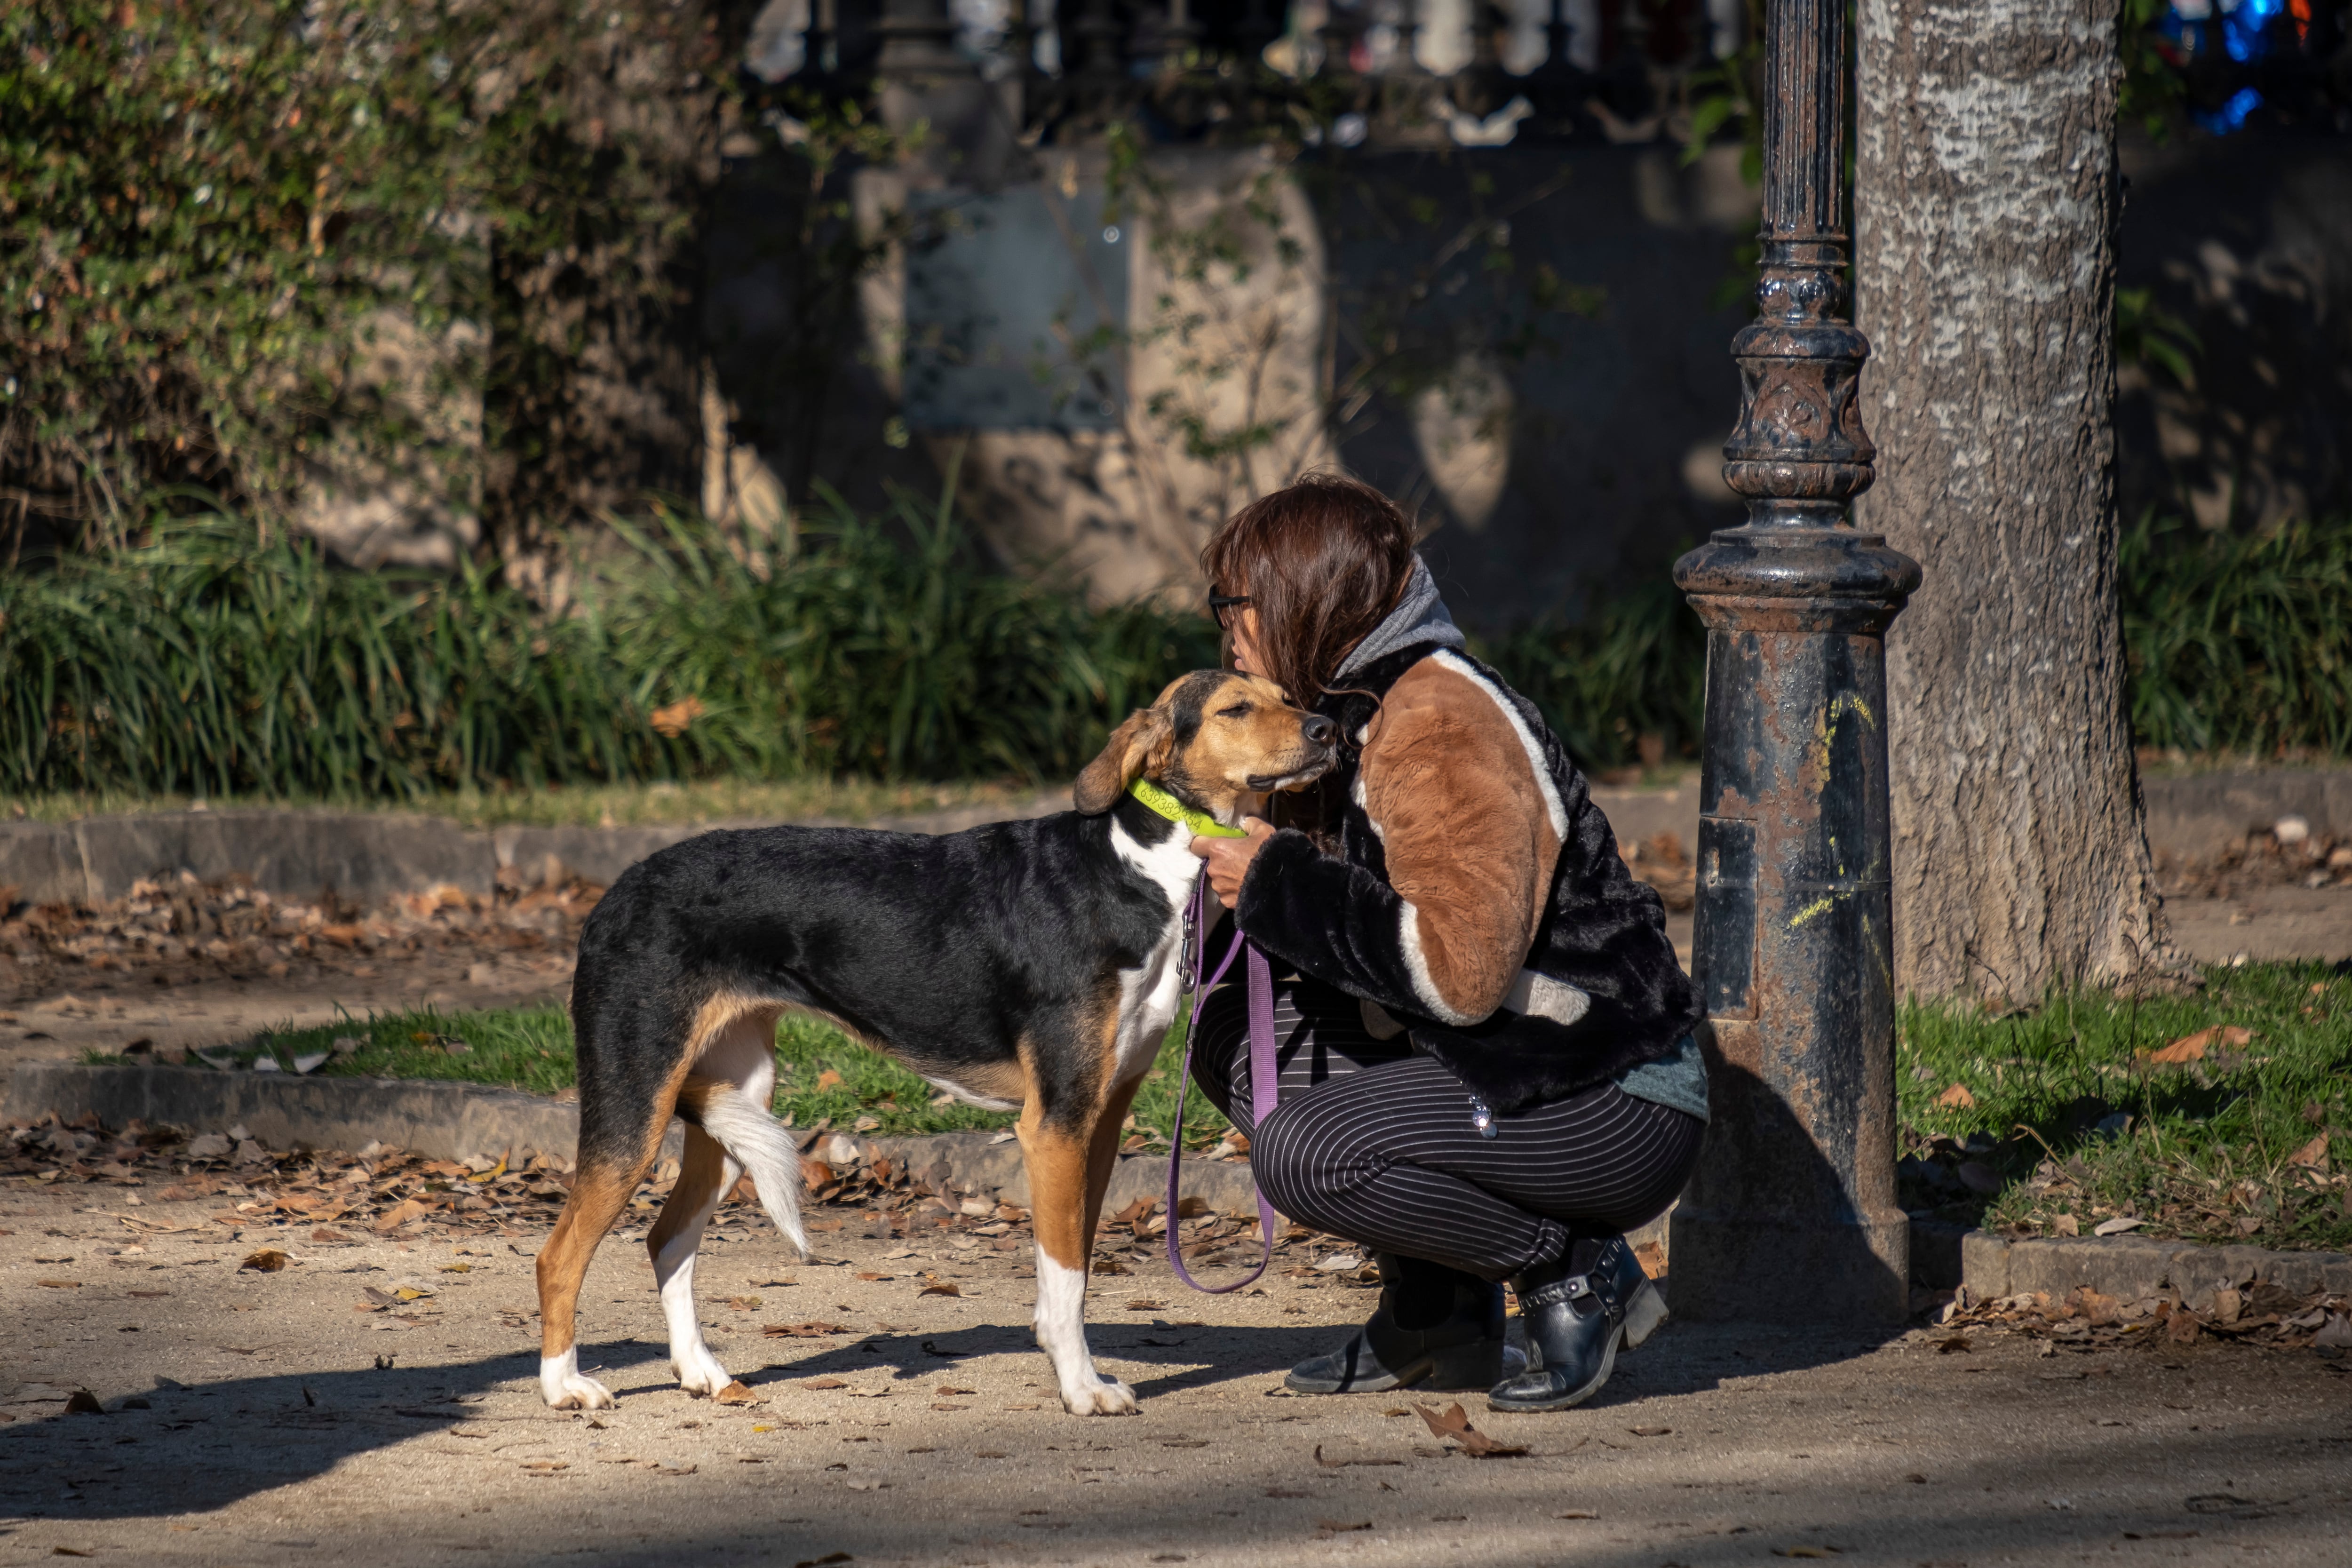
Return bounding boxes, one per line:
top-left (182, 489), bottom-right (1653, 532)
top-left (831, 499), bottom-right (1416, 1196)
top-left (535, 671), bottom-right (1336, 1416)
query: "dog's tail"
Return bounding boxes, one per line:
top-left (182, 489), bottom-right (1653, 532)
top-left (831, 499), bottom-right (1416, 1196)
top-left (683, 1079), bottom-right (810, 1258)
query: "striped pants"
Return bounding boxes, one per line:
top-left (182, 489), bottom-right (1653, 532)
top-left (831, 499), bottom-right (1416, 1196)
top-left (1190, 975), bottom-right (1704, 1282)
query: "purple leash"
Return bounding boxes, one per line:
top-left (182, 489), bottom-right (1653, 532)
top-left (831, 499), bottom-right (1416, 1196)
top-left (1164, 871), bottom-right (1279, 1293)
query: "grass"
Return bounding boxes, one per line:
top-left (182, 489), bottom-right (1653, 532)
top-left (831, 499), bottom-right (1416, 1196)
top-left (100, 1003), bottom-right (1234, 1150)
top-left (1897, 961), bottom-right (2352, 1253)
top-left (77, 963), bottom-right (2351, 1248)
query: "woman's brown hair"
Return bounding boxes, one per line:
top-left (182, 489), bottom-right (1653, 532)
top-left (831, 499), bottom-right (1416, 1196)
top-left (1200, 473), bottom-right (1416, 708)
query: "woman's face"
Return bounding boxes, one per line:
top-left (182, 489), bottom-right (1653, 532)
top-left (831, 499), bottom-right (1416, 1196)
top-left (1228, 605), bottom-right (1265, 677)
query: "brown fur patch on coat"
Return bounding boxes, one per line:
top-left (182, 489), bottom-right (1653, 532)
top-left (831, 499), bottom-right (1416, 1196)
top-left (1359, 657), bottom-right (1560, 1021)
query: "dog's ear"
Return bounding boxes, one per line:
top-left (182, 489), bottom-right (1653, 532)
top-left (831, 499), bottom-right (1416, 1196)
top-left (1073, 705), bottom-right (1173, 814)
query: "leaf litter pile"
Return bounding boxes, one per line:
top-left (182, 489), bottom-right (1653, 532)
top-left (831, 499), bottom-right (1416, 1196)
top-left (1934, 1278), bottom-right (2352, 1361)
top-left (0, 1110), bottom-right (1319, 1278)
top-left (0, 866), bottom-right (600, 1006)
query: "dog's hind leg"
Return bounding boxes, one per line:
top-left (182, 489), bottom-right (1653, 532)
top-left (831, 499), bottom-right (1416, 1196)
top-left (538, 1142), bottom-right (660, 1410)
top-left (656, 1006), bottom-right (795, 1398)
top-left (647, 1122), bottom-right (743, 1396)
top-left (1020, 1072), bottom-right (1145, 1417)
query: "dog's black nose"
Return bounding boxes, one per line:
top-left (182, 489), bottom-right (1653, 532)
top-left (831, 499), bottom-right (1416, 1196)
top-left (1302, 715), bottom-right (1337, 747)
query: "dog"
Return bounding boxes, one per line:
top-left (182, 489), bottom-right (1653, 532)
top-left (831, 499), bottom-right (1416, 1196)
top-left (534, 670), bottom-right (1337, 1416)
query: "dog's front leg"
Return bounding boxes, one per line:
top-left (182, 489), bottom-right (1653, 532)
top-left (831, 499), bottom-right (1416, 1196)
top-left (1017, 1107), bottom-right (1138, 1416)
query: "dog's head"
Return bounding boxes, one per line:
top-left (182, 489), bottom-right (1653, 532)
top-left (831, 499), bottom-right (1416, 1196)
top-left (1073, 670), bottom-right (1338, 824)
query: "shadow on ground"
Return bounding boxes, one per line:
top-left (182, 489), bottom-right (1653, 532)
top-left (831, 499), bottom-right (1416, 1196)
top-left (0, 1306), bottom-right (1921, 1528)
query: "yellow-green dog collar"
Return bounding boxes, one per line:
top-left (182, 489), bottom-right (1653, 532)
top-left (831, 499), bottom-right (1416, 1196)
top-left (1127, 778), bottom-right (1245, 839)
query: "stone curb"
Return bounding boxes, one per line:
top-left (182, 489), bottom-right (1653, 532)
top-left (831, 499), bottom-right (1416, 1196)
top-left (1937, 1225), bottom-right (2352, 1311)
top-left (5, 1062), bottom-right (1262, 1218)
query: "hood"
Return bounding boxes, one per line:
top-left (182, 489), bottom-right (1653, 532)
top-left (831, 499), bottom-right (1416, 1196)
top-left (1335, 555), bottom-right (1466, 679)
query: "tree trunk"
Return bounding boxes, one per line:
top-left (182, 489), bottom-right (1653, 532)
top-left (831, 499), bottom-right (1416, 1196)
top-left (1855, 0), bottom-right (2176, 1000)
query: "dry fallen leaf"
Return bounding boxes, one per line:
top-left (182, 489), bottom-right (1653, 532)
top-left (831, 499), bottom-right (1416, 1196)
top-left (2052, 1213), bottom-right (2080, 1237)
top-left (2313, 1314), bottom-right (2352, 1350)
top-left (1934, 1083), bottom-right (1975, 1109)
top-left (239, 1249), bottom-right (289, 1273)
top-left (2141, 1026), bottom-right (2252, 1066)
top-left (35, 1279), bottom-right (80, 1289)
top-left (373, 1198), bottom-right (434, 1233)
top-left (64, 1390), bottom-right (103, 1415)
top-left (311, 1227), bottom-right (352, 1243)
top-left (764, 1321), bottom-right (851, 1338)
top-left (1413, 1401), bottom-right (1528, 1457)
top-left (800, 1377), bottom-right (849, 1390)
top-left (814, 1069), bottom-right (843, 1092)
top-left (1628, 1425), bottom-right (1672, 1437)
top-left (1316, 1520), bottom-right (1372, 1534)
top-left (727, 1295), bottom-right (762, 1310)
top-left (1556, 1510), bottom-right (1599, 1520)
top-left (919, 1281), bottom-right (961, 1298)
top-left (1773, 1549), bottom-right (1839, 1560)
top-left (2288, 1133), bottom-right (2330, 1170)
top-left (712, 1381), bottom-right (763, 1406)
top-left (936, 1385), bottom-right (976, 1395)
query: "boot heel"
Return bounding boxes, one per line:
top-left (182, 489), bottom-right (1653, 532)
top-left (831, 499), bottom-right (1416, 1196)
top-left (1422, 1338), bottom-right (1507, 1391)
top-left (1621, 1280), bottom-right (1668, 1349)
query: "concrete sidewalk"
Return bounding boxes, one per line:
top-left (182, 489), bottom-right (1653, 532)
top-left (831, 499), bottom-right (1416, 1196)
top-left (2, 1178), bottom-right (2344, 1566)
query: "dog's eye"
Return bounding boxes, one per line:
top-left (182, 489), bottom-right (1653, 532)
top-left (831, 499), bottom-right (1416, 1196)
top-left (1217, 703), bottom-right (1250, 719)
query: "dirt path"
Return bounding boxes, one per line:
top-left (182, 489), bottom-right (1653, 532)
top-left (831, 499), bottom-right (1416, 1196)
top-left (2, 1178), bottom-right (2346, 1567)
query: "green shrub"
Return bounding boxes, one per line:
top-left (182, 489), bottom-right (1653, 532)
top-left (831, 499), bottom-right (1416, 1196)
top-left (0, 487), bottom-right (1216, 797)
top-left (2121, 511), bottom-right (2352, 759)
top-left (0, 0), bottom-right (721, 544)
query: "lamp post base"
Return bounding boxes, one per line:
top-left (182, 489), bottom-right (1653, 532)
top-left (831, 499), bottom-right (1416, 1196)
top-left (1667, 1210), bottom-right (1910, 1325)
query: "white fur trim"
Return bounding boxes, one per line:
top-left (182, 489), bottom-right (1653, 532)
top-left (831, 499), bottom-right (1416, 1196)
top-left (1502, 966), bottom-right (1591, 1028)
top-left (1428, 649), bottom-right (1569, 843)
top-left (1397, 900), bottom-right (1480, 1026)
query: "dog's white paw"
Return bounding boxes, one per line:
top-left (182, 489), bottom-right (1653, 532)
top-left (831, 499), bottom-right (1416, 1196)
top-left (673, 1347), bottom-right (734, 1398)
top-left (1060, 1375), bottom-right (1138, 1417)
top-left (540, 1353), bottom-right (616, 1410)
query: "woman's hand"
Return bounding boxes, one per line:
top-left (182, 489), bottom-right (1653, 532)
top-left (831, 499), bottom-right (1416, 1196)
top-left (1191, 817), bottom-right (1276, 909)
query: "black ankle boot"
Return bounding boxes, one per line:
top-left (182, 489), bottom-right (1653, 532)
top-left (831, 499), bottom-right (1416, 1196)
top-left (1486, 1236), bottom-right (1667, 1412)
top-left (1286, 1253), bottom-right (1509, 1394)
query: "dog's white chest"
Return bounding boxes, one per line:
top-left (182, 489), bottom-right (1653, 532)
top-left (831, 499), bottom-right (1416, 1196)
top-left (1110, 820), bottom-right (1202, 1082)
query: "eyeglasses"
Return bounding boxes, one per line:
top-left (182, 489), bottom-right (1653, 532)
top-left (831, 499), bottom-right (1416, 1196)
top-left (1208, 591), bottom-right (1253, 630)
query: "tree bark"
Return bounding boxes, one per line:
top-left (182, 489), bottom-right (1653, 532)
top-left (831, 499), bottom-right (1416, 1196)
top-left (1855, 0), bottom-right (2175, 999)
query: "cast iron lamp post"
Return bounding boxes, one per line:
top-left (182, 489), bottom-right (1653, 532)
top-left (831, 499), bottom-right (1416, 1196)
top-left (1668, 0), bottom-right (1922, 1325)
